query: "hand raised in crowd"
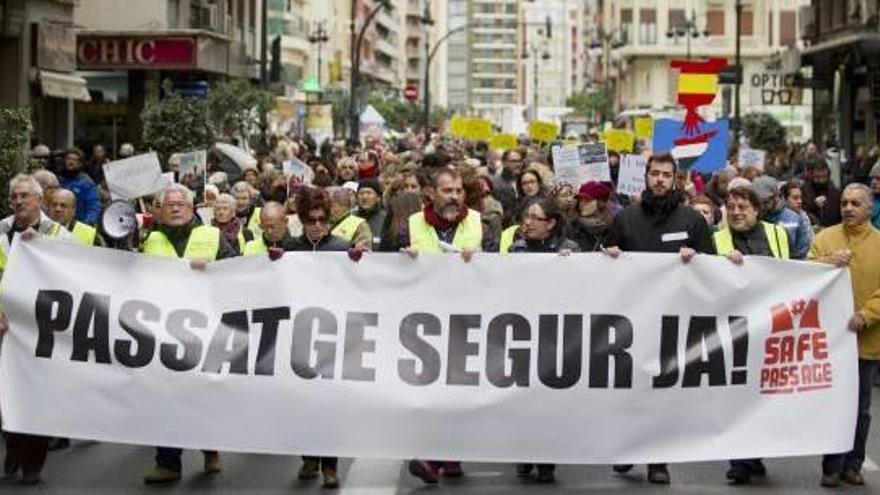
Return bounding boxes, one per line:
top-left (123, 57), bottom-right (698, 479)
top-left (848, 313), bottom-right (867, 333)
top-left (461, 249), bottom-right (476, 263)
top-left (726, 249), bottom-right (744, 265)
top-left (828, 249), bottom-right (852, 267)
top-left (601, 246), bottom-right (621, 258)
top-left (189, 258), bottom-right (208, 271)
top-left (679, 247), bottom-right (697, 264)
top-left (268, 246), bottom-right (284, 261)
top-left (347, 247), bottom-right (364, 263)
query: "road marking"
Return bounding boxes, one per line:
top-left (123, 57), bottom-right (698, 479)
top-left (340, 458), bottom-right (402, 495)
top-left (864, 456), bottom-right (879, 472)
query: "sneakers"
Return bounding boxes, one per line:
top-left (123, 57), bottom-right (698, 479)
top-left (203, 452), bottom-right (222, 474)
top-left (47, 438), bottom-right (70, 452)
top-left (2, 454), bottom-right (19, 481)
top-left (408, 460), bottom-right (439, 485)
top-left (516, 463), bottom-right (533, 478)
top-left (298, 459), bottom-right (320, 480)
top-left (647, 464), bottom-right (671, 484)
top-left (322, 467), bottom-right (340, 489)
top-left (613, 464), bottom-right (634, 474)
top-left (19, 472), bottom-right (41, 486)
top-left (841, 469), bottom-right (865, 486)
top-left (143, 465), bottom-right (182, 485)
top-left (726, 464), bottom-right (751, 485)
top-left (535, 468), bottom-right (556, 484)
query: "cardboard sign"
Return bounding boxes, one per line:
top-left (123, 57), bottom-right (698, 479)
top-left (617, 154), bottom-right (649, 196)
top-left (603, 129), bottom-right (635, 153)
top-left (635, 117), bottom-right (654, 139)
top-left (738, 147), bottom-right (767, 171)
top-left (529, 121), bottom-right (559, 143)
top-left (103, 152), bottom-right (165, 201)
top-left (489, 134), bottom-right (518, 152)
top-left (552, 142), bottom-right (610, 187)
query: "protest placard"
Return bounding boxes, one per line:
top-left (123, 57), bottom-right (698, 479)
top-left (617, 154), bottom-right (649, 196)
top-left (177, 150), bottom-right (206, 194)
top-left (489, 134), bottom-right (517, 152)
top-left (529, 121), bottom-right (559, 143)
top-left (103, 152), bottom-right (165, 201)
top-left (283, 157), bottom-right (313, 185)
top-left (552, 142), bottom-right (611, 186)
top-left (738, 147), bottom-right (767, 171)
top-left (462, 119), bottom-right (492, 141)
top-left (603, 129), bottom-right (635, 153)
top-left (635, 116), bottom-right (654, 139)
top-left (449, 116), bottom-right (466, 137)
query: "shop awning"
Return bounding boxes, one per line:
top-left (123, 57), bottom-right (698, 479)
top-left (39, 71), bottom-right (91, 102)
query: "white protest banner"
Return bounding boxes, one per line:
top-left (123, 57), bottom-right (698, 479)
top-left (283, 157), bottom-right (313, 185)
top-left (103, 152), bottom-right (164, 200)
top-left (617, 154), bottom-right (648, 196)
top-left (552, 143), bottom-right (611, 186)
top-left (0, 239), bottom-right (857, 464)
top-left (739, 148), bottom-right (767, 171)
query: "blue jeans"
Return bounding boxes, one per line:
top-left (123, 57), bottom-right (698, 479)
top-left (155, 447), bottom-right (218, 472)
top-left (822, 359), bottom-right (879, 474)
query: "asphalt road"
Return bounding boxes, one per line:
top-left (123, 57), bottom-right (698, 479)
top-left (1, 392), bottom-right (878, 494)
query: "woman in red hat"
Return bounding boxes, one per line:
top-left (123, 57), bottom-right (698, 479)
top-left (568, 181), bottom-right (617, 252)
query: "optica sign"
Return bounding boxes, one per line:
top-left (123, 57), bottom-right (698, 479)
top-left (77, 36), bottom-right (197, 69)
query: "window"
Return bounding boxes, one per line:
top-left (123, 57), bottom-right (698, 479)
top-left (668, 9), bottom-right (685, 31)
top-left (639, 8), bottom-right (656, 44)
top-left (768, 11), bottom-right (773, 45)
top-left (739, 10), bottom-right (753, 36)
top-left (707, 9), bottom-right (724, 36)
top-left (780, 10), bottom-right (797, 48)
top-left (621, 8), bottom-right (633, 43)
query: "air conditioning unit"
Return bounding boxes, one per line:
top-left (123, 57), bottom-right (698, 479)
top-left (799, 5), bottom-right (816, 40)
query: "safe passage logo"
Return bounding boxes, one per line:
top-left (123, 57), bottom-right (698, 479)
top-left (760, 299), bottom-right (832, 394)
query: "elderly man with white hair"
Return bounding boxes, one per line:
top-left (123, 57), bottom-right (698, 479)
top-left (140, 184), bottom-right (236, 484)
top-left (0, 173), bottom-right (74, 485)
top-left (809, 183), bottom-right (880, 488)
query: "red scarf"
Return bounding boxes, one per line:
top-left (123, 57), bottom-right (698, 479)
top-left (423, 204), bottom-right (468, 232)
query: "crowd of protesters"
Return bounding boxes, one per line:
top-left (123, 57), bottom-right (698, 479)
top-left (0, 127), bottom-right (879, 489)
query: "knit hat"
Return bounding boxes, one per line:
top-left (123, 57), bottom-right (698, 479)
top-left (577, 181), bottom-right (612, 202)
top-left (358, 178), bottom-right (382, 195)
top-left (751, 176), bottom-right (780, 200)
top-left (870, 160), bottom-right (880, 178)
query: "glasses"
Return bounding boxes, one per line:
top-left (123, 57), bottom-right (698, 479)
top-left (303, 217), bottom-right (328, 226)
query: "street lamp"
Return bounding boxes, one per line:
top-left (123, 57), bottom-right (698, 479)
top-left (590, 27), bottom-right (626, 112)
top-left (420, 0), bottom-right (434, 137)
top-left (522, 46), bottom-right (551, 121)
top-left (666, 10), bottom-right (710, 60)
top-left (308, 21), bottom-right (330, 88)
top-left (348, 0), bottom-right (393, 147)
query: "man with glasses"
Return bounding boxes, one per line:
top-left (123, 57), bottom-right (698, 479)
top-left (602, 152), bottom-right (715, 485)
top-left (141, 184), bottom-right (236, 485)
top-left (491, 149), bottom-right (524, 225)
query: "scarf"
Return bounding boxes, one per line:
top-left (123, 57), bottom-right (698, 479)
top-left (214, 217), bottom-right (242, 244)
top-left (640, 188), bottom-right (684, 224)
top-left (575, 207), bottom-right (614, 234)
top-left (423, 204), bottom-right (468, 232)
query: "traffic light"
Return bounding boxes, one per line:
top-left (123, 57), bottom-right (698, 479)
top-left (270, 36), bottom-right (282, 83)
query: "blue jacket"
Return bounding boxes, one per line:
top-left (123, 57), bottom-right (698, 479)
top-left (59, 172), bottom-right (102, 225)
top-left (872, 194), bottom-right (880, 230)
top-left (766, 206), bottom-right (810, 259)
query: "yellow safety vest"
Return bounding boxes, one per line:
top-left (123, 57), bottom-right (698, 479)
top-left (0, 222), bottom-right (63, 279)
top-left (242, 236), bottom-right (268, 257)
top-left (142, 225), bottom-right (221, 261)
top-left (71, 222), bottom-right (97, 247)
top-left (248, 207), bottom-right (262, 232)
top-left (408, 209), bottom-right (483, 254)
top-left (499, 225), bottom-right (519, 255)
top-left (713, 221), bottom-right (790, 260)
top-left (331, 215), bottom-right (366, 243)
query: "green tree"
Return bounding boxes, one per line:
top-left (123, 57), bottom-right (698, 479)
top-left (207, 79), bottom-right (274, 144)
top-left (742, 112), bottom-right (787, 153)
top-left (141, 81), bottom-right (215, 165)
top-left (566, 88), bottom-right (614, 122)
top-left (0, 107), bottom-right (33, 216)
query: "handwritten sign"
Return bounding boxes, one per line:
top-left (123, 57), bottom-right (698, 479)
top-left (103, 152), bottom-right (165, 201)
top-left (616, 154), bottom-right (649, 196)
top-left (738, 147), bottom-right (767, 171)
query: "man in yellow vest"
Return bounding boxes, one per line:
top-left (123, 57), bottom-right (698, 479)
top-left (402, 168), bottom-right (492, 485)
top-left (402, 168), bottom-right (492, 264)
top-left (242, 201), bottom-right (295, 257)
top-left (48, 188), bottom-right (103, 247)
top-left (0, 173), bottom-right (74, 484)
top-left (712, 185), bottom-right (788, 485)
top-left (328, 186), bottom-right (372, 249)
top-left (714, 185), bottom-right (790, 265)
top-left (141, 184), bottom-right (235, 484)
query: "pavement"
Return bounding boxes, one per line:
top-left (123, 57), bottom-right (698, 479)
top-left (1, 392), bottom-right (878, 494)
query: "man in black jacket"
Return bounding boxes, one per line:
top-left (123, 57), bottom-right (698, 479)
top-left (602, 152), bottom-right (715, 485)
